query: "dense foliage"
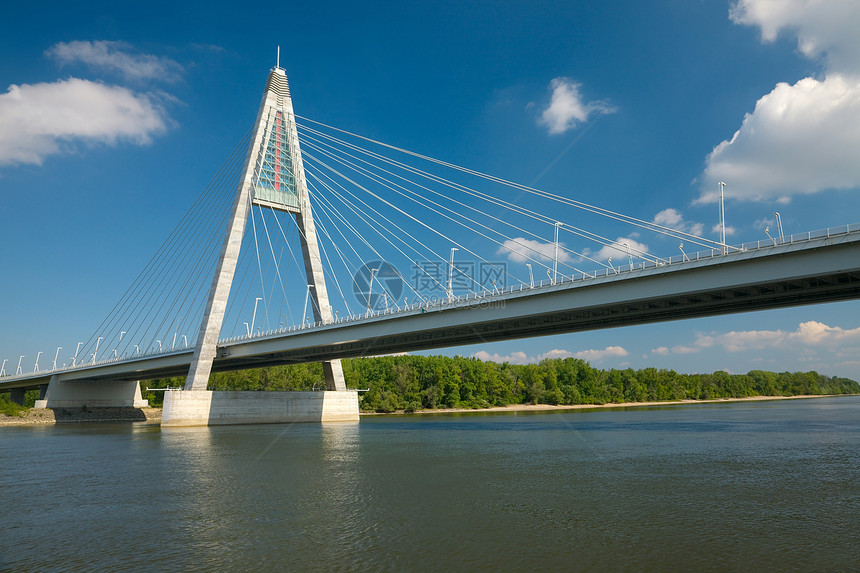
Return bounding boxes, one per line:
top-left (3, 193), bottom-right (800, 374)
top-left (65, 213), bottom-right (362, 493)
top-left (142, 355), bottom-right (859, 412)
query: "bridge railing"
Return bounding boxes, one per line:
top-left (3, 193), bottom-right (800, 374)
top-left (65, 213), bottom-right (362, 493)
top-left (216, 221), bottom-right (860, 347)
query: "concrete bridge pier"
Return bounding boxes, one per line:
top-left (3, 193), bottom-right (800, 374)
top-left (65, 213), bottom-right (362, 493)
top-left (10, 387), bottom-right (26, 406)
top-left (34, 375), bottom-right (149, 409)
top-left (161, 389), bottom-right (359, 427)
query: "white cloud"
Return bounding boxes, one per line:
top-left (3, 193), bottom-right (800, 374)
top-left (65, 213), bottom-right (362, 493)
top-left (573, 346), bottom-right (628, 362)
top-left (660, 321), bottom-right (860, 356)
top-left (538, 349), bottom-right (574, 360)
top-left (653, 208), bottom-right (704, 236)
top-left (498, 237), bottom-right (572, 264)
top-left (538, 77), bottom-right (615, 134)
top-left (590, 237), bottom-right (650, 264)
top-left (0, 78), bottom-right (170, 166)
top-left (651, 346), bottom-right (669, 356)
top-left (473, 350), bottom-right (530, 364)
top-left (730, 0), bottom-right (860, 72)
top-left (700, 2), bottom-right (860, 202)
top-left (699, 74), bottom-right (860, 202)
top-left (473, 346), bottom-right (629, 365)
top-left (46, 41), bottom-right (183, 83)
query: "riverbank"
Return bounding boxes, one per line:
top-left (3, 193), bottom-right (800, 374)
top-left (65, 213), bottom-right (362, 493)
top-left (359, 394), bottom-right (845, 415)
top-left (0, 406), bottom-right (162, 426)
top-left (1, 394), bottom-right (845, 426)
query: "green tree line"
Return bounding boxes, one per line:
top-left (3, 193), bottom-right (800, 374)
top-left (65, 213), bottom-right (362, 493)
top-left (140, 355), bottom-right (859, 412)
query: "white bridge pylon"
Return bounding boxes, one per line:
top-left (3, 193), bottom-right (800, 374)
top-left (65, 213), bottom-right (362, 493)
top-left (186, 65), bottom-right (346, 392)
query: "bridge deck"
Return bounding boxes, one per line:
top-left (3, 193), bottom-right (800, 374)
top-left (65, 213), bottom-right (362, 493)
top-left (3, 225), bottom-right (859, 391)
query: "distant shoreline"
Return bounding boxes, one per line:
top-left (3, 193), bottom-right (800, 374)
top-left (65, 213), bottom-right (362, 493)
top-left (1, 394), bottom-right (852, 426)
top-left (358, 394), bottom-right (849, 416)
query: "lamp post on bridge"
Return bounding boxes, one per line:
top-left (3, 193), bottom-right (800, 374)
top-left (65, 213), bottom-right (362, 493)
top-left (447, 247), bottom-right (458, 302)
top-left (553, 222), bottom-right (562, 285)
top-left (92, 337), bottom-right (103, 364)
top-left (365, 272), bottom-right (375, 314)
top-left (34, 351), bottom-right (42, 372)
top-left (250, 298), bottom-right (262, 336)
top-left (16, 355), bottom-right (24, 376)
top-left (526, 263), bottom-right (534, 288)
top-left (1, 359), bottom-right (6, 377)
top-left (72, 342), bottom-right (82, 367)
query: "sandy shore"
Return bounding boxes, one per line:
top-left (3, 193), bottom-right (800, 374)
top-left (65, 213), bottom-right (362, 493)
top-left (1, 394), bottom-right (847, 426)
top-left (359, 394), bottom-right (843, 416)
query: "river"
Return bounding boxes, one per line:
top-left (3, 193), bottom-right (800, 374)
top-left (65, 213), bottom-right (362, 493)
top-left (2, 396), bottom-right (859, 571)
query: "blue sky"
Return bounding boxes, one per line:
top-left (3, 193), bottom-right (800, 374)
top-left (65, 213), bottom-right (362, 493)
top-left (2, 0), bottom-right (859, 379)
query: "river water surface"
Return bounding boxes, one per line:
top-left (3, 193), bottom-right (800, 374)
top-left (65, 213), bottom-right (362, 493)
top-left (2, 396), bottom-right (859, 572)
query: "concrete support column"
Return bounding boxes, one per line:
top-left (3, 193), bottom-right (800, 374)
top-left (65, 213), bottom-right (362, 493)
top-left (10, 388), bottom-right (26, 406)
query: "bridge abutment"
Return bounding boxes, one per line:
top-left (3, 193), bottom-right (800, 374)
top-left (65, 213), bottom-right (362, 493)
top-left (161, 389), bottom-right (359, 426)
top-left (34, 376), bottom-right (149, 409)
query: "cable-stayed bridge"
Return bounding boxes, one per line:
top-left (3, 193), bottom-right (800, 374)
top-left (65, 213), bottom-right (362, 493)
top-left (3, 64), bottom-right (860, 425)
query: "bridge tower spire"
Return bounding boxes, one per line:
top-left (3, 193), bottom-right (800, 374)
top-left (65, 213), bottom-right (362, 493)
top-left (184, 64), bottom-right (347, 392)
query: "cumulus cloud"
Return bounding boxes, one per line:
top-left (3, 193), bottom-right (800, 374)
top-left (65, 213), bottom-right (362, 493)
top-left (730, 0), bottom-right (860, 72)
top-left (589, 237), bottom-right (650, 264)
top-left (498, 237), bottom-right (572, 264)
top-left (538, 77), bottom-right (615, 134)
top-left (657, 321), bottom-right (860, 356)
top-left (46, 41), bottom-right (183, 83)
top-left (698, 75), bottom-right (860, 202)
top-left (0, 78), bottom-right (170, 166)
top-left (652, 208), bottom-right (704, 236)
top-left (473, 346), bottom-right (628, 364)
top-left (699, 1), bottom-right (860, 202)
top-left (473, 350), bottom-right (530, 364)
top-left (573, 346), bottom-right (629, 362)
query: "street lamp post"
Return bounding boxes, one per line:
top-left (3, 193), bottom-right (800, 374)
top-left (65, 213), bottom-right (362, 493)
top-left (92, 337), bottom-right (103, 364)
top-left (366, 271), bottom-right (376, 314)
top-left (304, 286), bottom-right (315, 324)
top-left (17, 355), bottom-right (24, 376)
top-left (448, 247), bottom-right (459, 302)
top-left (52, 347), bottom-right (62, 370)
top-left (34, 351), bottom-right (42, 372)
top-left (0, 359), bottom-right (6, 376)
top-left (526, 263), bottom-right (534, 288)
top-left (250, 298), bottom-right (262, 335)
top-left (718, 181), bottom-right (726, 255)
top-left (553, 222), bottom-right (562, 285)
top-left (72, 342), bottom-right (83, 367)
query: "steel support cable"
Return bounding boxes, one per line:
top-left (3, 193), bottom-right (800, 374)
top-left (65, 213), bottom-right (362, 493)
top-left (307, 162), bottom-right (460, 302)
top-left (300, 138), bottom-right (591, 286)
top-left (255, 201), bottom-right (287, 331)
top-left (304, 156), bottom-right (450, 289)
top-left (299, 128), bottom-right (658, 267)
top-left (306, 163), bottom-right (433, 301)
top-left (307, 180), bottom-right (368, 281)
top-left (298, 131), bottom-right (617, 274)
top-left (303, 159), bottom-right (451, 300)
top-left (75, 126), bottom-right (253, 363)
top-left (301, 141), bottom-right (559, 290)
top-left (306, 176), bottom-right (389, 312)
top-left (137, 145), bottom-right (247, 354)
top-left (264, 204), bottom-right (300, 327)
top-left (296, 117), bottom-right (730, 251)
top-left (306, 182), bottom-right (365, 316)
top-left (306, 200), bottom-right (357, 317)
top-left (297, 127), bottom-right (702, 266)
top-left (112, 127), bottom-right (251, 356)
top-left (222, 223), bottom-right (260, 337)
top-left (82, 160), bottom-right (232, 359)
